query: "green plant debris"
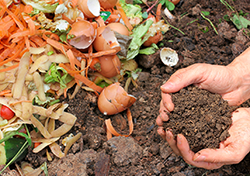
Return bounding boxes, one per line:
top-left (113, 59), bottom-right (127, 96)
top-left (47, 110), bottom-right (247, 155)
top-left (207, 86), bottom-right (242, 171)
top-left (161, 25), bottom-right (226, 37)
top-left (200, 12), bottom-right (218, 35)
top-left (231, 14), bottom-right (250, 29)
top-left (187, 19), bottom-right (198, 25)
top-left (160, 0), bottom-right (175, 11)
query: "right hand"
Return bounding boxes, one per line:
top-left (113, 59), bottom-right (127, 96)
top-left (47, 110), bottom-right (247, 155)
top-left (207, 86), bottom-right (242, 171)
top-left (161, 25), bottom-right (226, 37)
top-left (156, 62), bottom-right (250, 127)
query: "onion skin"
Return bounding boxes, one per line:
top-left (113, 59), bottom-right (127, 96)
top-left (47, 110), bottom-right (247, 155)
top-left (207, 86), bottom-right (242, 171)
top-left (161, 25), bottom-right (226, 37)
top-left (98, 55), bottom-right (121, 78)
top-left (98, 82), bottom-right (136, 115)
top-left (98, 0), bottom-right (118, 9)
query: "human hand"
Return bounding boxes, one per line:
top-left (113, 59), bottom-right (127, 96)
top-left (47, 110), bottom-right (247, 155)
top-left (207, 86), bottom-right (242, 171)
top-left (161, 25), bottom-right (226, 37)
top-left (157, 108), bottom-right (250, 170)
top-left (156, 62), bottom-right (250, 128)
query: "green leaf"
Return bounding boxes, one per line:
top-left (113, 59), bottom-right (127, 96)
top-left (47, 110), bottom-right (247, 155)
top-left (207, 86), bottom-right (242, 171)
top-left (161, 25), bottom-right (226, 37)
top-left (142, 12), bottom-right (148, 19)
top-left (231, 14), bottom-right (250, 29)
top-left (127, 19), bottom-right (154, 60)
top-left (139, 43), bottom-right (159, 55)
top-left (47, 51), bottom-right (54, 56)
top-left (0, 130), bottom-right (32, 146)
top-left (165, 1), bottom-right (175, 11)
top-left (44, 63), bottom-right (73, 89)
top-left (159, 0), bottom-right (166, 5)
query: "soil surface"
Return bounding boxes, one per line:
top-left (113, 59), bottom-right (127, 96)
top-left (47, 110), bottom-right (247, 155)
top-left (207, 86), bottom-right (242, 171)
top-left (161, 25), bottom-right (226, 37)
top-left (3, 0), bottom-right (250, 175)
top-left (164, 85), bottom-right (237, 153)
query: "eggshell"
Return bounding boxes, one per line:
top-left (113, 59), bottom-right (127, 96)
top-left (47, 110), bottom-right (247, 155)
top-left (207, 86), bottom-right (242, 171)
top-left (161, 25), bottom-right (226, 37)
top-left (98, 55), bottom-right (121, 78)
top-left (98, 0), bottom-right (118, 9)
top-left (107, 23), bottom-right (129, 36)
top-left (160, 47), bottom-right (179, 67)
top-left (98, 82), bottom-right (136, 115)
top-left (93, 26), bottom-right (121, 53)
top-left (67, 20), bottom-right (97, 49)
top-left (169, 0), bottom-right (180, 5)
top-left (77, 0), bottom-right (100, 18)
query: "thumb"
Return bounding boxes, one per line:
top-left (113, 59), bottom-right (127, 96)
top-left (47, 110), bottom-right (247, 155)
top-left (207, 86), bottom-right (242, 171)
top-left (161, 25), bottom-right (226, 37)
top-left (193, 146), bottom-right (245, 164)
top-left (161, 66), bottom-right (198, 93)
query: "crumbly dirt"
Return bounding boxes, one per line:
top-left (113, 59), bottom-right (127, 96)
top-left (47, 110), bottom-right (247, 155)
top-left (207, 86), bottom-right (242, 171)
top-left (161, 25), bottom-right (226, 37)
top-left (4, 0), bottom-right (250, 175)
top-left (164, 85), bottom-right (237, 153)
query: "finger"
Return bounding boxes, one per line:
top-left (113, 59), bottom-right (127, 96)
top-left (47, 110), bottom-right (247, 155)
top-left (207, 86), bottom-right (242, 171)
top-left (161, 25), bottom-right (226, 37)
top-left (166, 130), bottom-right (181, 156)
top-left (192, 145), bottom-right (246, 164)
top-left (156, 115), bottom-right (163, 126)
top-left (159, 101), bottom-right (169, 122)
top-left (157, 127), bottom-right (166, 139)
top-left (176, 134), bottom-right (224, 169)
top-left (161, 64), bottom-right (207, 93)
top-left (176, 134), bottom-right (195, 163)
top-left (161, 92), bottom-right (174, 112)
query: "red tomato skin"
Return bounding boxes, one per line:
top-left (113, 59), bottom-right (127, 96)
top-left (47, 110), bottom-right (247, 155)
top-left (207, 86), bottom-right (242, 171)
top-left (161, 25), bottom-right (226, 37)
top-left (1, 105), bottom-right (15, 120)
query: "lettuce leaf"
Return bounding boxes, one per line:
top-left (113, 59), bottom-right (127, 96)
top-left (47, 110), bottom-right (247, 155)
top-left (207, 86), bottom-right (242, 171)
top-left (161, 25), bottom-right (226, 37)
top-left (126, 19), bottom-right (154, 60)
top-left (44, 63), bottom-right (73, 89)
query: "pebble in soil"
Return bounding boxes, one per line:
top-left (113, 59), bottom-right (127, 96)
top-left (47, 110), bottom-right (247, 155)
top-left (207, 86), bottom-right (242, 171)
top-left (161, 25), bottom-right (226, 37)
top-left (163, 85), bottom-right (238, 153)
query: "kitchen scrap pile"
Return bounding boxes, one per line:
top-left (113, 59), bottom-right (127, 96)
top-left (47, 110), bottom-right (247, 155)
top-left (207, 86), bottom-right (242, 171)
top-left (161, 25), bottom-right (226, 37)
top-left (0, 0), bottom-right (170, 174)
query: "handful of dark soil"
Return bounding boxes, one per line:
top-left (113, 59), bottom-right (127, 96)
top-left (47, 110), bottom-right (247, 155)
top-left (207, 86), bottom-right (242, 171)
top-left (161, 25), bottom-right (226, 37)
top-left (163, 85), bottom-right (237, 153)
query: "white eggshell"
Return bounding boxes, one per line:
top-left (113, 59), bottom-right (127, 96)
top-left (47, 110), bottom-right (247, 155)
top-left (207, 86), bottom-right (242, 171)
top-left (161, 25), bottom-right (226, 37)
top-left (160, 47), bottom-right (179, 67)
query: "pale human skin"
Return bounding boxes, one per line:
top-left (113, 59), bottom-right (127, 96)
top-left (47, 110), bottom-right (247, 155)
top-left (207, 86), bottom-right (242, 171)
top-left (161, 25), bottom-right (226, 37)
top-left (156, 47), bottom-right (250, 169)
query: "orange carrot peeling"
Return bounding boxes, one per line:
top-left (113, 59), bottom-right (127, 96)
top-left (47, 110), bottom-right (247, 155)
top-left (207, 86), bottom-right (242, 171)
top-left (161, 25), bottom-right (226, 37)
top-left (0, 63), bottom-right (19, 72)
top-left (116, 2), bottom-right (133, 31)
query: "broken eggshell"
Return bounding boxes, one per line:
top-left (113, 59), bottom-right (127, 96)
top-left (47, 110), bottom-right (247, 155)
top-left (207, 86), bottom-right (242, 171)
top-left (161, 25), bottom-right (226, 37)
top-left (160, 47), bottom-right (179, 67)
top-left (98, 82), bottom-right (136, 115)
top-left (98, 54), bottom-right (121, 78)
top-left (93, 26), bottom-right (121, 53)
top-left (107, 22), bottom-right (129, 36)
top-left (98, 0), bottom-right (118, 10)
top-left (67, 20), bottom-right (97, 49)
top-left (77, 0), bottom-right (100, 18)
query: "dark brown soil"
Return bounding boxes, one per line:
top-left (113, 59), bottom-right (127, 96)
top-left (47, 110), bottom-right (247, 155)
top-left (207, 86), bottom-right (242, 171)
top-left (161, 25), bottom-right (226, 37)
top-left (164, 85), bottom-right (237, 153)
top-left (4, 0), bottom-right (250, 175)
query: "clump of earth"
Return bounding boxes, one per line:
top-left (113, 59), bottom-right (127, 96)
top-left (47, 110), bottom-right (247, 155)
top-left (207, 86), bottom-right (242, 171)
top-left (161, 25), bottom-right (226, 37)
top-left (164, 85), bottom-right (237, 152)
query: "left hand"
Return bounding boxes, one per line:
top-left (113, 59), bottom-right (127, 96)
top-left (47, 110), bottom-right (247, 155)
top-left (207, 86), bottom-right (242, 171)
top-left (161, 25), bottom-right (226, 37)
top-left (157, 108), bottom-right (250, 170)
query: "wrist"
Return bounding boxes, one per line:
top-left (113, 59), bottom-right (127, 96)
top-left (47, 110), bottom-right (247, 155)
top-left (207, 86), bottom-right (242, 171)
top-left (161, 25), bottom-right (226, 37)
top-left (227, 47), bottom-right (250, 103)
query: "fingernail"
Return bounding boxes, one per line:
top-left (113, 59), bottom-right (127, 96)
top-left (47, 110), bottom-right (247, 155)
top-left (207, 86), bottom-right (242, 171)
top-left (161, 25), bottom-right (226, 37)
top-left (161, 82), bottom-right (174, 91)
top-left (193, 155), bottom-right (206, 161)
top-left (177, 134), bottom-right (182, 145)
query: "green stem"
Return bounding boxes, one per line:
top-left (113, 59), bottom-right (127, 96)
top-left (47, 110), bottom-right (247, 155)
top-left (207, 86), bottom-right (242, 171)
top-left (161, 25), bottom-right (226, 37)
top-left (200, 13), bottom-right (218, 35)
top-left (0, 141), bottom-right (29, 175)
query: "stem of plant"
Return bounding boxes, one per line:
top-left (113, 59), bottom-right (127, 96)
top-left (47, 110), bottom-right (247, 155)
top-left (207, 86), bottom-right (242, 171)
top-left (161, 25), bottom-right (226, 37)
top-left (0, 141), bottom-right (29, 175)
top-left (146, 0), bottom-right (159, 13)
top-left (200, 13), bottom-right (218, 35)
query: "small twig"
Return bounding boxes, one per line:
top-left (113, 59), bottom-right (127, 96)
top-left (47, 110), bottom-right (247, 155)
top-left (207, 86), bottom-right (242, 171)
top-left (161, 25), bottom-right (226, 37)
top-left (146, 0), bottom-right (159, 13)
top-left (142, 0), bottom-right (157, 16)
top-left (200, 13), bottom-right (218, 35)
